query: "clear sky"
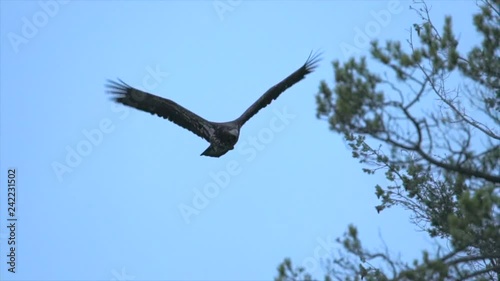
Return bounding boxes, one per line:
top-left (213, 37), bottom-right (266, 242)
top-left (0, 1), bottom-right (479, 280)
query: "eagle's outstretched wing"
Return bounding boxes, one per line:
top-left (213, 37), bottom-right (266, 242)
top-left (106, 79), bottom-right (214, 142)
top-left (235, 51), bottom-right (321, 126)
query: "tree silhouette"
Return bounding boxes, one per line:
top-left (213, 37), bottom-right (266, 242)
top-left (276, 1), bottom-right (499, 280)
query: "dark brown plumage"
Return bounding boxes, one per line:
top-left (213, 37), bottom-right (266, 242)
top-left (106, 51), bottom-right (321, 157)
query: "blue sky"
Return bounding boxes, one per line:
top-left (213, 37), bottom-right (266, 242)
top-left (1, 1), bottom-right (479, 280)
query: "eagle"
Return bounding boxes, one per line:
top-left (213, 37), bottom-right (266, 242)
top-left (106, 51), bottom-right (321, 157)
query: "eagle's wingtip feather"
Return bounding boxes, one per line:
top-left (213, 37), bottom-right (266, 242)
top-left (105, 78), bottom-right (132, 97)
top-left (305, 50), bottom-right (322, 72)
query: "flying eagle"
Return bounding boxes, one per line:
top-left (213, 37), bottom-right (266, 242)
top-left (106, 51), bottom-right (321, 157)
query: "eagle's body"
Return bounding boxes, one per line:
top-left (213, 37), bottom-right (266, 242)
top-left (201, 121), bottom-right (240, 157)
top-left (106, 51), bottom-right (321, 157)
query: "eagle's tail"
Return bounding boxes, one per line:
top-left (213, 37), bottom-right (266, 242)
top-left (200, 144), bottom-right (230, 158)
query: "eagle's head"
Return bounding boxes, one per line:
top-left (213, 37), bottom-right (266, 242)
top-left (226, 127), bottom-right (240, 144)
top-left (202, 126), bottom-right (240, 157)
